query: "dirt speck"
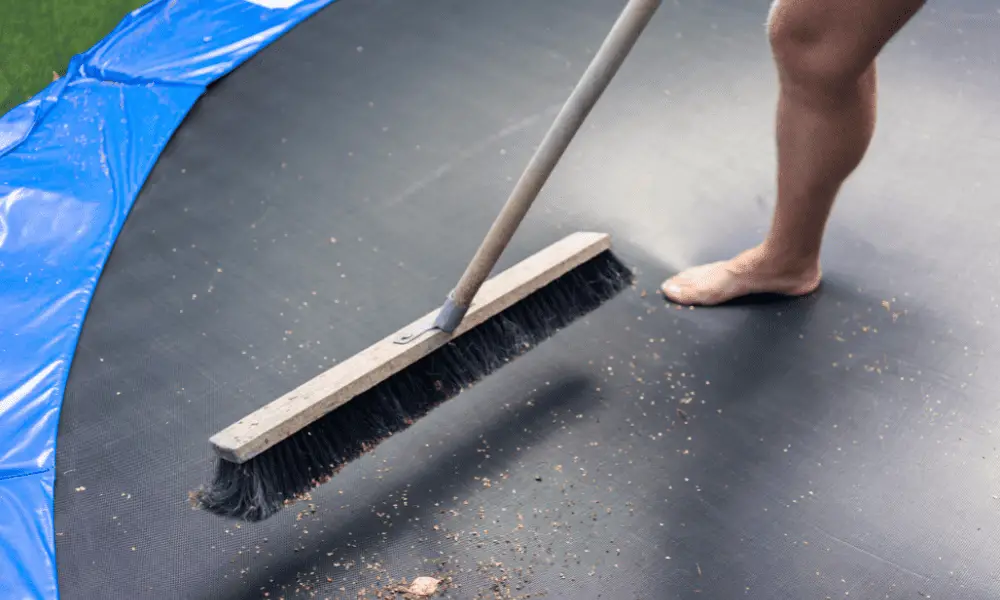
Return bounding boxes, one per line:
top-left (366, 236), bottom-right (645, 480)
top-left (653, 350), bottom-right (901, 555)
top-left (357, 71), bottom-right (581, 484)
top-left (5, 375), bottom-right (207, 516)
top-left (407, 577), bottom-right (440, 596)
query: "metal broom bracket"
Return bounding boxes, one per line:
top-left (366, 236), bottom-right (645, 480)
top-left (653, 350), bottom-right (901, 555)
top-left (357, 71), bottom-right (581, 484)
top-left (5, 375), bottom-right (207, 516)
top-left (393, 293), bottom-right (468, 344)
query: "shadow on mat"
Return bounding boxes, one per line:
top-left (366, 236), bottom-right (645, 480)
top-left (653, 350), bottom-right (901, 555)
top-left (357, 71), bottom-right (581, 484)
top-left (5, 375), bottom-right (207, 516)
top-left (214, 371), bottom-right (600, 599)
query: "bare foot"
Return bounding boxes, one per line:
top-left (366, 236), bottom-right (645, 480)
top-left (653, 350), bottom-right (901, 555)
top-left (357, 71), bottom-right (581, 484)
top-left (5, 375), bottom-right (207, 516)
top-left (661, 245), bottom-right (821, 306)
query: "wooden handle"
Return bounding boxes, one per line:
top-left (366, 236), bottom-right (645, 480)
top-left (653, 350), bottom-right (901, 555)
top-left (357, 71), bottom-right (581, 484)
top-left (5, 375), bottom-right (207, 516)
top-left (449, 0), bottom-right (661, 308)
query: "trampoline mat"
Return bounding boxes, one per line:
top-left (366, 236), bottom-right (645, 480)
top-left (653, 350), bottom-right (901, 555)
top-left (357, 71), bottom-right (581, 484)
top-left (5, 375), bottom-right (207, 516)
top-left (55, 0), bottom-right (1000, 598)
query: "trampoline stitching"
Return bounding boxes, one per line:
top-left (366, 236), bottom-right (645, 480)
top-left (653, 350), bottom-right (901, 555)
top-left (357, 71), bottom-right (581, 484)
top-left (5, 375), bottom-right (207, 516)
top-left (0, 467), bottom-right (51, 483)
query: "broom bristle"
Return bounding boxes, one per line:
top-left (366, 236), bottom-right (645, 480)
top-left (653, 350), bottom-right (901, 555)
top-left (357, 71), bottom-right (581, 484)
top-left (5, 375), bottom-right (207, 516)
top-left (192, 250), bottom-right (633, 521)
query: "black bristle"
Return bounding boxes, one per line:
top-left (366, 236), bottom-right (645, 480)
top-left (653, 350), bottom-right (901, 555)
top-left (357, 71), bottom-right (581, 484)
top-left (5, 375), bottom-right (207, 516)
top-left (191, 249), bottom-right (633, 521)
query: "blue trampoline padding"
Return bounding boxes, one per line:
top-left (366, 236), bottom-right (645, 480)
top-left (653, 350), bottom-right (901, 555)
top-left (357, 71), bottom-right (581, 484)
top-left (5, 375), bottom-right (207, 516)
top-left (0, 1), bottom-right (336, 597)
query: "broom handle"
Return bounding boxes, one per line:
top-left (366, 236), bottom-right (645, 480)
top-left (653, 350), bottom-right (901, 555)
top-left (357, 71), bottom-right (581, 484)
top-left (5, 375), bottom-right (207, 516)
top-left (436, 0), bottom-right (661, 331)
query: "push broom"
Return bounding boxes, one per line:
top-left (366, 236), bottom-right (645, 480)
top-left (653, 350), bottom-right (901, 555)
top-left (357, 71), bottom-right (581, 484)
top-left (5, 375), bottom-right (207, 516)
top-left (193, 0), bottom-right (662, 521)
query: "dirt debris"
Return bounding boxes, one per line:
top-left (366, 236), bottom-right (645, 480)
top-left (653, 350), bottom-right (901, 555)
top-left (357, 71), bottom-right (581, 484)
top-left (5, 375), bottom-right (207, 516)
top-left (404, 576), bottom-right (440, 596)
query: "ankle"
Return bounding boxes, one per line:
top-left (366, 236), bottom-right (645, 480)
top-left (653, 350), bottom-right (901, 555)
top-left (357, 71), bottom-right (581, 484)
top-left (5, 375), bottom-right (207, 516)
top-left (744, 241), bottom-right (820, 275)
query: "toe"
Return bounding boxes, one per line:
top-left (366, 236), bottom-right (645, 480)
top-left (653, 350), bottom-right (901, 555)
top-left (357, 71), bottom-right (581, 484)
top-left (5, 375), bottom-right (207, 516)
top-left (661, 275), bottom-right (702, 305)
top-left (660, 276), bottom-right (687, 302)
top-left (661, 263), bottom-right (726, 305)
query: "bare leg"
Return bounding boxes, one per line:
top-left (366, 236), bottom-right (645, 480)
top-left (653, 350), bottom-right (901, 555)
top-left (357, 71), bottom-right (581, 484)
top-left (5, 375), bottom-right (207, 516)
top-left (661, 0), bottom-right (926, 306)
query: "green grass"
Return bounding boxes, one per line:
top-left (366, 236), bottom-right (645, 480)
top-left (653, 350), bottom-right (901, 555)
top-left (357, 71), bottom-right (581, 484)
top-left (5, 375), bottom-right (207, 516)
top-left (0, 0), bottom-right (148, 115)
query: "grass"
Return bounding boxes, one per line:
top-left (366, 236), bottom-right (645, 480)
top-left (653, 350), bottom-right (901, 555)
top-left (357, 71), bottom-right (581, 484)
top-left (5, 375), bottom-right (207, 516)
top-left (0, 0), bottom-right (148, 116)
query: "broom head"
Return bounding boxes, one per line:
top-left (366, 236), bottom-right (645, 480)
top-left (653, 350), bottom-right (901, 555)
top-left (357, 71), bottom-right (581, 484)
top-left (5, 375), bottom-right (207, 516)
top-left (191, 231), bottom-right (632, 521)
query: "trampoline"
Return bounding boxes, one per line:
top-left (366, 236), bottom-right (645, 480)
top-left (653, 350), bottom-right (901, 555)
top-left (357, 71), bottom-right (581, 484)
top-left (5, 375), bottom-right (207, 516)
top-left (2, 0), bottom-right (1000, 598)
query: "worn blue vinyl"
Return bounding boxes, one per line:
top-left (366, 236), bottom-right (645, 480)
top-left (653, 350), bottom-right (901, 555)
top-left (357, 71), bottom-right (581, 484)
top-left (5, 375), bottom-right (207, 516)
top-left (0, 1), bottom-right (335, 597)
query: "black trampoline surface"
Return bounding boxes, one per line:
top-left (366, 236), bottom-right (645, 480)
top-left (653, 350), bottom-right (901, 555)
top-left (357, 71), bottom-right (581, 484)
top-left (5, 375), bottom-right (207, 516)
top-left (55, 1), bottom-right (1000, 598)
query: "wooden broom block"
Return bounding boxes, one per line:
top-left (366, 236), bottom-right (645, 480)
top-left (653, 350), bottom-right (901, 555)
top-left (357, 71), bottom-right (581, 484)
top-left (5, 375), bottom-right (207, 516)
top-left (210, 231), bottom-right (613, 463)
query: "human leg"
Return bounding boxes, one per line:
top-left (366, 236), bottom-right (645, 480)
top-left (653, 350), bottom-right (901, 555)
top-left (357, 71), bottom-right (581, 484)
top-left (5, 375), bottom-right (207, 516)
top-left (661, 0), bottom-right (926, 306)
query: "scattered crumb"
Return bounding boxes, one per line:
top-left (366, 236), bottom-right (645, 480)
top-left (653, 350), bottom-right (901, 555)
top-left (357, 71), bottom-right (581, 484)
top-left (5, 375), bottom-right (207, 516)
top-left (75, 486), bottom-right (86, 492)
top-left (407, 577), bottom-right (440, 596)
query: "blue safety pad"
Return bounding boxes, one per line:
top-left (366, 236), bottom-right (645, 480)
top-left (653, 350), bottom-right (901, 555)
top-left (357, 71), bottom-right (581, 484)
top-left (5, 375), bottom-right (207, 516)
top-left (0, 1), bottom-right (335, 597)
